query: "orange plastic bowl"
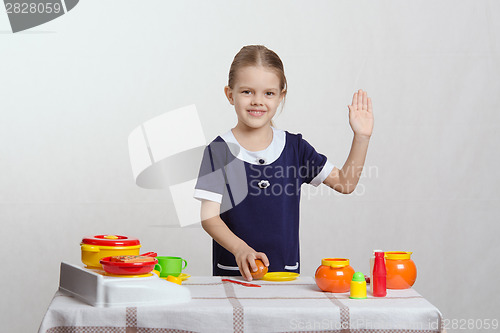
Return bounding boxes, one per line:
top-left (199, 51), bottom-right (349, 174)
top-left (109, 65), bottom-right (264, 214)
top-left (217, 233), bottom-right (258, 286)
top-left (315, 258), bottom-right (355, 293)
top-left (385, 251), bottom-right (417, 289)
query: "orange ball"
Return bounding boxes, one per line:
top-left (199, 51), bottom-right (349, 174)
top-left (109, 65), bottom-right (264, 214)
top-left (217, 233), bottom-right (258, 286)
top-left (250, 259), bottom-right (268, 279)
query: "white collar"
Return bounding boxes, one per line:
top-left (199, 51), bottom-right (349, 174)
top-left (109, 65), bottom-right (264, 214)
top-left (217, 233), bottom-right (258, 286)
top-left (220, 127), bottom-right (286, 165)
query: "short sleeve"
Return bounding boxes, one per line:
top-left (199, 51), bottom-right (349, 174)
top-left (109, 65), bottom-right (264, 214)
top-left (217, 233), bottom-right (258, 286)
top-left (193, 144), bottom-right (226, 203)
top-left (297, 134), bottom-right (334, 186)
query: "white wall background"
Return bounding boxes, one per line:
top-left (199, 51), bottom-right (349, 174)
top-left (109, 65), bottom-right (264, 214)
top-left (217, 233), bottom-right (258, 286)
top-left (1, 1), bottom-right (499, 332)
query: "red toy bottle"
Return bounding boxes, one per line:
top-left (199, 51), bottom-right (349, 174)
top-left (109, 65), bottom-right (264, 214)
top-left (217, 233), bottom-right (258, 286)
top-left (372, 251), bottom-right (387, 297)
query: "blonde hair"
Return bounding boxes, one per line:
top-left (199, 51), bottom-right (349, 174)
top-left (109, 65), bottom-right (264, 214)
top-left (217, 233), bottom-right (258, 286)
top-left (228, 45), bottom-right (287, 127)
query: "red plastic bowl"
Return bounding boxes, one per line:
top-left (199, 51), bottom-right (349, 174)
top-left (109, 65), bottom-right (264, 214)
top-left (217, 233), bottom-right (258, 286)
top-left (100, 254), bottom-right (158, 275)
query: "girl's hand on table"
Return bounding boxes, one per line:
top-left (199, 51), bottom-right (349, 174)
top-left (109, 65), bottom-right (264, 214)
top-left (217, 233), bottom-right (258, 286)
top-left (348, 89), bottom-right (374, 139)
top-left (234, 244), bottom-right (270, 281)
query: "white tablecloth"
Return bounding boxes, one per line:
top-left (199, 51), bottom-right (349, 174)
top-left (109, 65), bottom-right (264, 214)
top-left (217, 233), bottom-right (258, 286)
top-left (39, 276), bottom-right (444, 333)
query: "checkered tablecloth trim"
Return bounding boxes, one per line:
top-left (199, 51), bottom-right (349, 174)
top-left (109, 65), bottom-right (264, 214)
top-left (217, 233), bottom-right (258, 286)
top-left (45, 326), bottom-right (199, 333)
top-left (127, 307), bottom-right (137, 329)
top-left (277, 330), bottom-right (441, 333)
top-left (46, 328), bottom-right (126, 333)
top-left (350, 325), bottom-right (445, 332)
top-left (46, 327), bottom-right (443, 333)
top-left (222, 279), bottom-right (244, 333)
top-left (324, 292), bottom-right (350, 333)
top-left (138, 329), bottom-right (198, 332)
top-left (45, 306), bottom-right (198, 333)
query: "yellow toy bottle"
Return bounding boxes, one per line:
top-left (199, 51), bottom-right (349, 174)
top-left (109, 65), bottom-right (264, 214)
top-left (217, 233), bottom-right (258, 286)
top-left (349, 272), bottom-right (367, 299)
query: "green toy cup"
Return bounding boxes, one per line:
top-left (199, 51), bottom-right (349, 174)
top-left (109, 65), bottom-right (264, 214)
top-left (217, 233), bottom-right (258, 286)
top-left (154, 256), bottom-right (187, 277)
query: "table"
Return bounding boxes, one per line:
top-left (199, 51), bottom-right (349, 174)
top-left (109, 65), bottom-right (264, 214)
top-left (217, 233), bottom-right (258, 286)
top-left (39, 276), bottom-right (444, 333)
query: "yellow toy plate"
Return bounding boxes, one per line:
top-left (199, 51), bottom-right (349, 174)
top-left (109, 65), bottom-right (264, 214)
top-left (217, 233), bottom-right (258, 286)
top-left (155, 272), bottom-right (191, 281)
top-left (178, 273), bottom-right (190, 281)
top-left (262, 272), bottom-right (299, 281)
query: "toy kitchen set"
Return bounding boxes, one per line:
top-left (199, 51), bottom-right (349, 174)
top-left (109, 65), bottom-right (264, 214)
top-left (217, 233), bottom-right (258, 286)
top-left (59, 234), bottom-right (191, 307)
top-left (59, 234), bottom-right (419, 308)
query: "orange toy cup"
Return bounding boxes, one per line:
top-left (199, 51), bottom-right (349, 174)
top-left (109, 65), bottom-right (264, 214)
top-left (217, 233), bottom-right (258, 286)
top-left (385, 251), bottom-right (417, 289)
top-left (315, 258), bottom-right (355, 293)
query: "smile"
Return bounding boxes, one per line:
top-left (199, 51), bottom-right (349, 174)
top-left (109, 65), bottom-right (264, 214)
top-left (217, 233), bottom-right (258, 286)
top-left (248, 110), bottom-right (266, 117)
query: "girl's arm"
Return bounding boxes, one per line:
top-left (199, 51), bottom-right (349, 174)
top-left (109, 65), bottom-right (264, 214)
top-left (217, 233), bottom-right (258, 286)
top-left (200, 200), bottom-right (269, 281)
top-left (323, 89), bottom-right (374, 194)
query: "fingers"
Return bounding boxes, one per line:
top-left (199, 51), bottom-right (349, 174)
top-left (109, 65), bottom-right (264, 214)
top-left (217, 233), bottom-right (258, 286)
top-left (255, 252), bottom-right (270, 267)
top-left (367, 97), bottom-right (373, 113)
top-left (235, 249), bottom-right (270, 281)
top-left (239, 258), bottom-right (253, 281)
top-left (248, 257), bottom-right (258, 273)
top-left (240, 253), bottom-right (258, 281)
top-left (357, 89), bottom-right (363, 110)
top-left (352, 89), bottom-right (370, 111)
top-left (239, 254), bottom-right (270, 281)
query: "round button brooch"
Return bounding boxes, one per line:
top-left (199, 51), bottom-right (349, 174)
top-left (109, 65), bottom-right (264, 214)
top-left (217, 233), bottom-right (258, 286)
top-left (258, 180), bottom-right (270, 189)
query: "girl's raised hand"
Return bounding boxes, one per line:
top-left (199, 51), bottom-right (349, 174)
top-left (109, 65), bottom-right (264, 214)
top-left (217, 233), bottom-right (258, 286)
top-left (348, 89), bottom-right (374, 138)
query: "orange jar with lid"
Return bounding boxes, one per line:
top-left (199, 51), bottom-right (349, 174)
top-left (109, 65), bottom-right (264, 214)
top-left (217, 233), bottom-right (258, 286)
top-left (315, 258), bottom-right (355, 293)
top-left (385, 251), bottom-right (417, 289)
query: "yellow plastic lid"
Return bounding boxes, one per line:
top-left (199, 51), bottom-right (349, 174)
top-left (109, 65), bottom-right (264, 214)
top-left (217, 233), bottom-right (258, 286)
top-left (104, 235), bottom-right (119, 239)
top-left (321, 258), bottom-right (350, 268)
top-left (385, 251), bottom-right (412, 260)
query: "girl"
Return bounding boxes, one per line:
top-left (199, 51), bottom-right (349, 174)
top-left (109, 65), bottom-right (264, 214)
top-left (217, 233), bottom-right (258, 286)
top-left (194, 45), bottom-right (373, 281)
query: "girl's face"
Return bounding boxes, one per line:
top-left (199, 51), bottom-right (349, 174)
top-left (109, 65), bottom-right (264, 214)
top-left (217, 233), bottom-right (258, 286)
top-left (225, 66), bottom-right (285, 130)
